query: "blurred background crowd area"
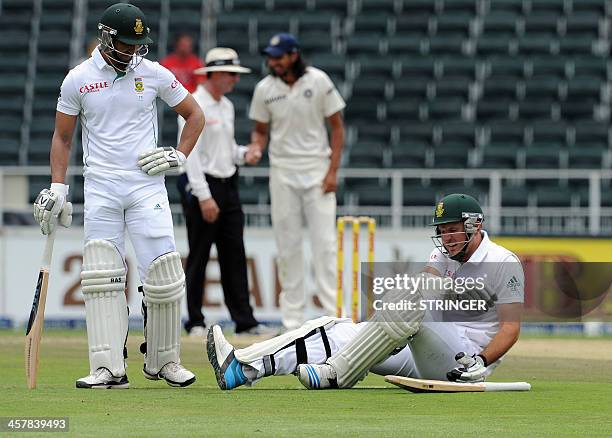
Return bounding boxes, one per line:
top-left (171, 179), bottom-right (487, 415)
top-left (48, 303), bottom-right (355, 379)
top-left (1, 0), bottom-right (612, 234)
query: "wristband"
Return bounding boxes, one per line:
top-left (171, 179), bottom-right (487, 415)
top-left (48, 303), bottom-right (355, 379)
top-left (477, 354), bottom-right (489, 367)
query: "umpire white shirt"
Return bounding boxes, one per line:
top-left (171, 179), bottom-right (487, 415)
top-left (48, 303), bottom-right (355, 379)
top-left (178, 85), bottom-right (247, 201)
top-left (57, 48), bottom-right (188, 177)
top-left (249, 66), bottom-right (345, 171)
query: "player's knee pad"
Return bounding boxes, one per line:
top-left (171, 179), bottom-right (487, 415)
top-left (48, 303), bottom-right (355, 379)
top-left (142, 251), bottom-right (184, 374)
top-left (80, 239), bottom-right (128, 377)
top-left (235, 316), bottom-right (347, 376)
top-left (327, 288), bottom-right (425, 388)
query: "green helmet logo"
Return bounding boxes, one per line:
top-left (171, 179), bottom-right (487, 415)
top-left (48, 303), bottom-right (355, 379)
top-left (431, 193), bottom-right (483, 226)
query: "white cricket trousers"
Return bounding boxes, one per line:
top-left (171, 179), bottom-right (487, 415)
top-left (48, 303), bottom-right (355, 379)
top-left (269, 165), bottom-right (337, 329)
top-left (83, 169), bottom-right (176, 281)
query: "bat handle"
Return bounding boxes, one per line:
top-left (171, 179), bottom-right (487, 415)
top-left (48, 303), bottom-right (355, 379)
top-left (41, 230), bottom-right (57, 269)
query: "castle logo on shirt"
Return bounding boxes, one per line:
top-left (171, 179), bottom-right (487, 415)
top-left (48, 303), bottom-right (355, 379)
top-left (79, 81), bottom-right (109, 94)
top-left (134, 77), bottom-right (144, 93)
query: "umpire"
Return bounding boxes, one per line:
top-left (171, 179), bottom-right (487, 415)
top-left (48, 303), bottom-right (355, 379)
top-left (177, 48), bottom-right (266, 336)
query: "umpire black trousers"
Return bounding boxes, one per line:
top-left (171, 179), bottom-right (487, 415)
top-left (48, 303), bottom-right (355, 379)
top-left (178, 170), bottom-right (258, 333)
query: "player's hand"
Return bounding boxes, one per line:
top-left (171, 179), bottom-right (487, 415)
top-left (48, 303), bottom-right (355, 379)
top-left (244, 144), bottom-right (262, 165)
top-left (322, 169), bottom-right (338, 193)
top-left (446, 352), bottom-right (487, 383)
top-left (138, 147), bottom-right (186, 176)
top-left (199, 197), bottom-right (220, 223)
top-left (33, 184), bottom-right (73, 235)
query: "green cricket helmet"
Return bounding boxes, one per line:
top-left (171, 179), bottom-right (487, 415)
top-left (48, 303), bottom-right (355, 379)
top-left (98, 3), bottom-right (152, 71)
top-left (430, 194), bottom-right (484, 261)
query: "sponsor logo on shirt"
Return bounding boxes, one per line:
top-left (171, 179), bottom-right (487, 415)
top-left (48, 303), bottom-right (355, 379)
top-left (79, 81), bottom-right (110, 94)
top-left (134, 77), bottom-right (144, 93)
top-left (171, 79), bottom-right (179, 89)
top-left (264, 94), bottom-right (287, 105)
top-left (154, 203), bottom-right (163, 211)
top-left (506, 275), bottom-right (521, 293)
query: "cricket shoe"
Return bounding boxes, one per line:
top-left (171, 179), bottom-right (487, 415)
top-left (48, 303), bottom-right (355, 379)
top-left (297, 363), bottom-right (339, 389)
top-left (207, 325), bottom-right (247, 390)
top-left (76, 367), bottom-right (129, 389)
top-left (143, 362), bottom-right (196, 387)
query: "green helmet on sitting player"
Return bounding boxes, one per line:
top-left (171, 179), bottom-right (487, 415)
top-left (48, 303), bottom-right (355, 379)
top-left (430, 193), bottom-right (484, 261)
top-left (98, 3), bottom-right (153, 71)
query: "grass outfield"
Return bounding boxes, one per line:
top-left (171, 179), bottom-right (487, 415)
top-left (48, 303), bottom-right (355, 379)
top-left (1, 331), bottom-right (611, 437)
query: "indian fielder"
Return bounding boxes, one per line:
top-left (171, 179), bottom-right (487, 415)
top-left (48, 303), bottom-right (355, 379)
top-left (207, 194), bottom-right (525, 389)
top-left (32, 3), bottom-right (205, 388)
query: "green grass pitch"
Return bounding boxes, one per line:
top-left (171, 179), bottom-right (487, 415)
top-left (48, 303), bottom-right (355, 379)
top-left (1, 331), bottom-right (611, 437)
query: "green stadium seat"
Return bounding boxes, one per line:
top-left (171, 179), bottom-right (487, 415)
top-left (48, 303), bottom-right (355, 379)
top-left (401, 0), bottom-right (437, 14)
top-left (574, 121), bottom-right (609, 147)
top-left (345, 35), bottom-right (382, 55)
top-left (558, 35), bottom-right (594, 54)
top-left (501, 185), bottom-right (530, 207)
top-left (398, 123), bottom-right (434, 144)
top-left (475, 35), bottom-right (511, 55)
top-left (439, 121), bottom-right (476, 145)
top-left (565, 12), bottom-right (601, 37)
top-left (565, 76), bottom-right (602, 101)
top-left (395, 15), bottom-right (430, 37)
top-left (256, 14), bottom-right (293, 35)
top-left (489, 0), bottom-right (525, 13)
top-left (560, 101), bottom-right (594, 120)
top-left (476, 101), bottom-right (512, 121)
top-left (480, 145), bottom-right (518, 168)
top-left (567, 146), bottom-right (604, 169)
top-left (350, 15), bottom-right (391, 35)
top-left (426, 98), bottom-right (465, 121)
top-left (403, 181), bottom-right (437, 206)
top-left (434, 13), bottom-right (473, 37)
top-left (345, 179), bottom-right (391, 206)
top-left (488, 123), bottom-right (525, 143)
top-left (517, 35), bottom-right (555, 54)
top-left (531, 122), bottom-right (568, 143)
top-left (427, 35), bottom-right (465, 55)
top-left (393, 77), bottom-right (431, 99)
top-left (482, 11), bottom-right (519, 35)
top-left (434, 77), bottom-right (471, 99)
top-left (351, 77), bottom-right (388, 99)
top-left (524, 145), bottom-right (563, 168)
top-left (345, 98), bottom-right (383, 122)
top-left (389, 142), bottom-right (428, 168)
top-left (529, 56), bottom-right (567, 78)
top-left (298, 32), bottom-right (334, 53)
top-left (432, 142), bottom-right (471, 168)
top-left (312, 53), bottom-right (347, 78)
top-left (439, 57), bottom-right (477, 79)
top-left (399, 57), bottom-right (436, 79)
top-left (356, 125), bottom-right (393, 143)
top-left (442, 0), bottom-right (478, 14)
top-left (349, 141), bottom-right (386, 168)
top-left (524, 78), bottom-right (560, 100)
top-left (296, 14), bottom-right (337, 34)
top-left (0, 115), bottom-right (22, 136)
top-left (386, 99), bottom-right (422, 122)
top-left (312, 0), bottom-right (349, 14)
top-left (272, 0), bottom-right (312, 13)
top-left (226, 0), bottom-right (270, 12)
top-left (524, 13), bottom-right (561, 36)
top-left (482, 77), bottom-right (519, 99)
top-left (517, 100), bottom-right (554, 120)
top-left (387, 36), bottom-right (422, 54)
top-left (0, 136), bottom-right (20, 165)
top-left (570, 0), bottom-right (606, 14)
top-left (488, 56), bottom-right (525, 78)
top-left (535, 186), bottom-right (573, 207)
top-left (529, 0), bottom-right (566, 14)
top-left (356, 57), bottom-right (395, 79)
top-left (360, 0), bottom-right (397, 14)
top-left (571, 56), bottom-right (608, 79)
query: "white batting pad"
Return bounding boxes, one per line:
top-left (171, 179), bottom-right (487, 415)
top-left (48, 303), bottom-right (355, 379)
top-left (328, 288), bottom-right (425, 388)
top-left (235, 316), bottom-right (345, 364)
top-left (80, 239), bottom-right (128, 377)
top-left (142, 251), bottom-right (185, 374)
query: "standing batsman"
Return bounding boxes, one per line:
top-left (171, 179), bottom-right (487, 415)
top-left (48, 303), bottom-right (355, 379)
top-left (32, 3), bottom-right (205, 388)
top-left (249, 33), bottom-right (346, 329)
top-left (207, 194), bottom-right (525, 389)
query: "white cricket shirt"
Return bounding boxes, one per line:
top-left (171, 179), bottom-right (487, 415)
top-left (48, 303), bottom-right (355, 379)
top-left (178, 85), bottom-right (247, 201)
top-left (57, 48), bottom-right (188, 176)
top-left (249, 66), bottom-right (345, 170)
top-left (426, 231), bottom-right (525, 345)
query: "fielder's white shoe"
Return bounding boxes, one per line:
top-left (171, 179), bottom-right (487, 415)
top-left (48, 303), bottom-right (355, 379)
top-left (188, 326), bottom-right (207, 338)
top-left (297, 363), bottom-right (338, 389)
top-left (76, 367), bottom-right (129, 389)
top-left (143, 362), bottom-right (196, 387)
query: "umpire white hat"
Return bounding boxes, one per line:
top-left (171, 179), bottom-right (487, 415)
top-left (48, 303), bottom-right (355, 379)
top-left (194, 47), bottom-right (251, 74)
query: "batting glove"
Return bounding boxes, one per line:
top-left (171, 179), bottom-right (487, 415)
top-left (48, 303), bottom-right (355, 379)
top-left (33, 183), bottom-right (73, 235)
top-left (446, 352), bottom-right (488, 383)
top-left (138, 147), bottom-right (186, 176)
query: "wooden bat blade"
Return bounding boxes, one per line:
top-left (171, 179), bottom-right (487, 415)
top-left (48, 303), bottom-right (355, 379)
top-left (25, 268), bottom-right (49, 389)
top-left (385, 375), bottom-right (531, 393)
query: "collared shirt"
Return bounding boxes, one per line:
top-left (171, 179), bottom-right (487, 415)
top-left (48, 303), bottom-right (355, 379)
top-left (426, 231), bottom-right (525, 345)
top-left (57, 48), bottom-right (188, 176)
top-left (178, 85), bottom-right (247, 201)
top-left (249, 66), bottom-right (345, 171)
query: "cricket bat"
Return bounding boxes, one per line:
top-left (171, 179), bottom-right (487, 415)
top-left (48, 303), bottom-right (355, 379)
top-left (385, 375), bottom-right (531, 393)
top-left (25, 231), bottom-right (56, 389)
